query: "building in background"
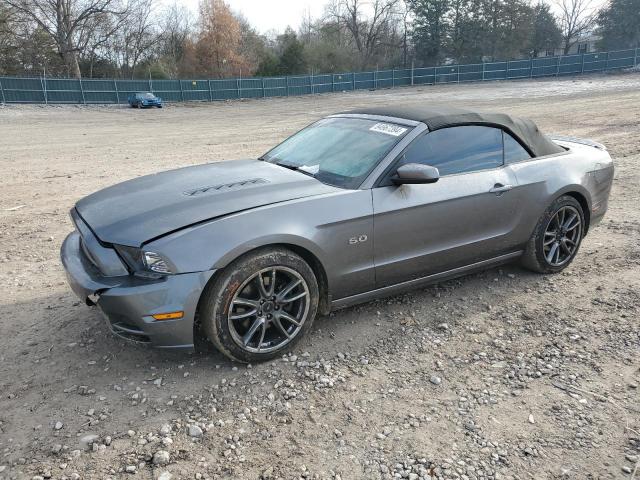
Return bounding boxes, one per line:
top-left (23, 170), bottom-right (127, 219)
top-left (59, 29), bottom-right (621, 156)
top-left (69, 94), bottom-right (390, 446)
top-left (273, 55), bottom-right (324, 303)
top-left (543, 32), bottom-right (602, 57)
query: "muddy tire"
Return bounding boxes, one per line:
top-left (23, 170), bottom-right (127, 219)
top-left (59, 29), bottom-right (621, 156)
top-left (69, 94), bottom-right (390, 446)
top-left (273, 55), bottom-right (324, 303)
top-left (521, 195), bottom-right (585, 274)
top-left (200, 247), bottom-right (319, 363)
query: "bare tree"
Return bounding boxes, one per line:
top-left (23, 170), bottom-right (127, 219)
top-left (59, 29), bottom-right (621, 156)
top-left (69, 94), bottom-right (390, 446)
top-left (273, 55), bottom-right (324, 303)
top-left (108, 0), bottom-right (157, 78)
top-left (4, 0), bottom-right (128, 77)
top-left (328, 0), bottom-right (400, 68)
top-left (157, 2), bottom-right (193, 77)
top-left (399, 0), bottom-right (411, 67)
top-left (555, 0), bottom-right (597, 54)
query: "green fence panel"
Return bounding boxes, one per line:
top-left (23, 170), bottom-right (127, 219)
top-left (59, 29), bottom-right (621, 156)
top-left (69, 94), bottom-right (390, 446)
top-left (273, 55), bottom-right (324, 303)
top-left (1, 77), bottom-right (45, 102)
top-left (507, 59), bottom-right (531, 78)
top-left (151, 79), bottom-right (181, 102)
top-left (0, 47), bottom-right (637, 105)
top-left (483, 62), bottom-right (507, 80)
top-left (354, 71), bottom-right (375, 90)
top-left (45, 78), bottom-right (82, 103)
top-left (262, 77), bottom-right (287, 97)
top-left (210, 78), bottom-right (239, 100)
top-left (312, 74), bottom-right (332, 93)
top-left (413, 67), bottom-right (435, 84)
top-left (332, 73), bottom-right (354, 91)
top-left (531, 57), bottom-right (557, 77)
top-left (459, 63), bottom-right (483, 82)
top-left (82, 79), bottom-right (117, 103)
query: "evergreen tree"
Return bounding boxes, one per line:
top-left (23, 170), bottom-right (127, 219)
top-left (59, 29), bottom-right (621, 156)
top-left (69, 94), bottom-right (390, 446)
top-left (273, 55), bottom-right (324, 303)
top-left (528, 2), bottom-right (563, 57)
top-left (597, 0), bottom-right (640, 50)
top-left (409, 0), bottom-right (450, 66)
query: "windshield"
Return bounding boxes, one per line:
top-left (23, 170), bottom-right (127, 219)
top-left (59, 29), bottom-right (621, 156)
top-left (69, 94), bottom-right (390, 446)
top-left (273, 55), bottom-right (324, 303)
top-left (261, 117), bottom-right (411, 189)
top-left (139, 93), bottom-right (155, 99)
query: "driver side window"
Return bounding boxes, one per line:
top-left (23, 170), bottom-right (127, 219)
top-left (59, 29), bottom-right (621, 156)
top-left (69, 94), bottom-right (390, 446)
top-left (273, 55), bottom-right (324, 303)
top-left (400, 126), bottom-right (504, 176)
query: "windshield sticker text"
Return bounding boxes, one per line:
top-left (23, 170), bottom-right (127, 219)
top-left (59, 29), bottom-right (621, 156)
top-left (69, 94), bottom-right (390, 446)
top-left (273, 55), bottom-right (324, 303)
top-left (370, 123), bottom-right (407, 137)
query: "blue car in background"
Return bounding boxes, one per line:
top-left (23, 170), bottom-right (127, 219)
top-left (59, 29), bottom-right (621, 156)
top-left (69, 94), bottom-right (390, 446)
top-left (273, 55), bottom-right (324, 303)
top-left (128, 92), bottom-right (163, 108)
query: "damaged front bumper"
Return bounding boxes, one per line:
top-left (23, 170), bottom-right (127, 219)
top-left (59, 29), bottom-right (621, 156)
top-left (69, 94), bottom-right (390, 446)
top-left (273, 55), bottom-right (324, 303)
top-left (61, 232), bottom-right (215, 349)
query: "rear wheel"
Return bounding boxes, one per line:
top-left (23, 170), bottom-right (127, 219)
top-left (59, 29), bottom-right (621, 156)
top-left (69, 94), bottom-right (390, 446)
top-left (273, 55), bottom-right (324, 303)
top-left (200, 247), bottom-right (319, 363)
top-left (522, 195), bottom-right (585, 273)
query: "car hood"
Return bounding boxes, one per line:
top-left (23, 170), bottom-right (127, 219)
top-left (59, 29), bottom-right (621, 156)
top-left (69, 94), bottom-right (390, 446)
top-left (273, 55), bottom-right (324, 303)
top-left (75, 159), bottom-right (339, 247)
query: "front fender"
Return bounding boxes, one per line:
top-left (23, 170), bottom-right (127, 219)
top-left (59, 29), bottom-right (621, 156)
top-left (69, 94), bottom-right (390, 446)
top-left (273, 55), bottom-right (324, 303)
top-left (211, 233), bottom-right (328, 270)
top-left (145, 190), bottom-right (375, 300)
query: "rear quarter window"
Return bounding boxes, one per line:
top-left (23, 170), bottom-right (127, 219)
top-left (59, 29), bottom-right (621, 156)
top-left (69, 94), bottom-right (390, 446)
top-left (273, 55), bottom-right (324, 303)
top-left (503, 131), bottom-right (532, 163)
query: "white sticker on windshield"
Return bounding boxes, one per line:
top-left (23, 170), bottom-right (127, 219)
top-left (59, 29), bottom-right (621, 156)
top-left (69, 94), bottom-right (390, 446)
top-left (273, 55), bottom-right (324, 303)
top-left (369, 122), bottom-right (407, 137)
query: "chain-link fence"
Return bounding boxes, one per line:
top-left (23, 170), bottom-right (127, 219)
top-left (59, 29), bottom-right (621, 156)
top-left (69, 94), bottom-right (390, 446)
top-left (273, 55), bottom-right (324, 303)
top-left (1, 48), bottom-right (638, 104)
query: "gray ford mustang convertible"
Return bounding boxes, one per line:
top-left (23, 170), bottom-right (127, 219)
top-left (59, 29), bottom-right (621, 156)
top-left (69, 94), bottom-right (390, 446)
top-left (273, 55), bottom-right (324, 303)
top-left (61, 106), bottom-right (614, 362)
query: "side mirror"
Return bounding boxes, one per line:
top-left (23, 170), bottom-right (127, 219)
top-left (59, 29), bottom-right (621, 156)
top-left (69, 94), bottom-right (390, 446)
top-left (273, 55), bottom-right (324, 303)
top-left (392, 163), bottom-right (440, 185)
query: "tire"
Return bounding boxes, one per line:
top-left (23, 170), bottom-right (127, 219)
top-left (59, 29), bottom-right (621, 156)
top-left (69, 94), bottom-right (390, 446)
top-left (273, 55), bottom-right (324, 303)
top-left (200, 247), bottom-right (319, 363)
top-left (521, 195), bottom-right (585, 273)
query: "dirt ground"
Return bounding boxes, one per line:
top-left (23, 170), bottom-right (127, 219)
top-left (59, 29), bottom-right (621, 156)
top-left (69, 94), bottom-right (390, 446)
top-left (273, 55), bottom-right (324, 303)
top-left (0, 73), bottom-right (639, 480)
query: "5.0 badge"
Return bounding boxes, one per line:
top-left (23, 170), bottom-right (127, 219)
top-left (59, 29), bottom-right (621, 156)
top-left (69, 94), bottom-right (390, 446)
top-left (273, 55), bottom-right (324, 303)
top-left (349, 235), bottom-right (368, 245)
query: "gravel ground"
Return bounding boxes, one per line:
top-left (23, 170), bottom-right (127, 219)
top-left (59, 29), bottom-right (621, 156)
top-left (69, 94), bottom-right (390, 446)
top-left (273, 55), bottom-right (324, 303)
top-left (0, 73), bottom-right (639, 480)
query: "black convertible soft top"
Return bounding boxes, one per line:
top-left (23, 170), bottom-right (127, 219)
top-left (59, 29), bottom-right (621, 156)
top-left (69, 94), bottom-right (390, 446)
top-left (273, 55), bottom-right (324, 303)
top-left (343, 105), bottom-right (564, 158)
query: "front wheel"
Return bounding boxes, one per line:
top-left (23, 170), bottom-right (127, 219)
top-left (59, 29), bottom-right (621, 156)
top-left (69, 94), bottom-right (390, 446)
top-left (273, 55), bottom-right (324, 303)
top-left (200, 248), bottom-right (319, 363)
top-left (521, 195), bottom-right (585, 273)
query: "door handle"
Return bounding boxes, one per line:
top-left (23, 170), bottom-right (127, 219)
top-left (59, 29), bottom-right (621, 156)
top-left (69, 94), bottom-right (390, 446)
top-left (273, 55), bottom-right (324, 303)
top-left (489, 184), bottom-right (513, 194)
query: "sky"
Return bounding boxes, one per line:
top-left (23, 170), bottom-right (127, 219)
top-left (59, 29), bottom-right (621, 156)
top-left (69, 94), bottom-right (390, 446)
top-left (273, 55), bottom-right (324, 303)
top-left (177, 0), bottom-right (327, 33)
top-left (173, 0), bottom-right (609, 35)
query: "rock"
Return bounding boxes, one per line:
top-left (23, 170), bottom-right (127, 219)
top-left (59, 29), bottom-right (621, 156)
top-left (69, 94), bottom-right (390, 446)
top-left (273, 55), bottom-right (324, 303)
top-left (152, 450), bottom-right (170, 466)
top-left (261, 466), bottom-right (274, 479)
top-left (622, 466), bottom-right (632, 474)
top-left (528, 414), bottom-right (535, 424)
top-left (127, 430), bottom-right (136, 437)
top-left (188, 425), bottom-right (203, 438)
top-left (157, 473), bottom-right (173, 480)
top-left (125, 465), bottom-right (136, 473)
top-left (160, 424), bottom-right (172, 435)
top-left (430, 375), bottom-right (442, 385)
top-left (79, 433), bottom-right (100, 451)
top-left (54, 421), bottom-right (63, 430)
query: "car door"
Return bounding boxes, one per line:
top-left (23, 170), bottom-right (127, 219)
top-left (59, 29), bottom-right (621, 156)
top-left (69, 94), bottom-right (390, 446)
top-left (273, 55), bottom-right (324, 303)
top-left (372, 125), bottom-right (521, 288)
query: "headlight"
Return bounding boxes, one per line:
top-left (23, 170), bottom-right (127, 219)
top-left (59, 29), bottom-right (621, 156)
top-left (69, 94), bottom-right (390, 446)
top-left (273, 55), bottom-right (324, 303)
top-left (114, 245), bottom-right (173, 276)
top-left (143, 251), bottom-right (171, 274)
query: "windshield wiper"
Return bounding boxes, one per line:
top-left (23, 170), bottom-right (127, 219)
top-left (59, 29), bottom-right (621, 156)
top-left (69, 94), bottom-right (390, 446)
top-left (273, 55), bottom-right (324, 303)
top-left (272, 161), bottom-right (316, 178)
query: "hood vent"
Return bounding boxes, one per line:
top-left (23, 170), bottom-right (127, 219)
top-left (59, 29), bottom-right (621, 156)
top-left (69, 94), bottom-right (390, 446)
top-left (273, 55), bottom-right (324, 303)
top-left (183, 178), bottom-right (269, 197)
